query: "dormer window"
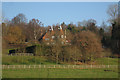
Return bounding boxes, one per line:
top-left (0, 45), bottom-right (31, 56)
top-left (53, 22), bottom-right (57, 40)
top-left (45, 38), bottom-right (49, 41)
top-left (61, 35), bottom-right (63, 38)
top-left (61, 41), bottom-right (64, 44)
top-left (52, 36), bottom-right (55, 39)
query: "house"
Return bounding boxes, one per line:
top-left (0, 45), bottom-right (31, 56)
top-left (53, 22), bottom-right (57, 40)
top-left (41, 25), bottom-right (70, 45)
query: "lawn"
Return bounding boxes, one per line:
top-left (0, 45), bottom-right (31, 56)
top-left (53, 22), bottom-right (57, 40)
top-left (95, 57), bottom-right (118, 65)
top-left (2, 68), bottom-right (118, 78)
top-left (2, 55), bottom-right (56, 65)
top-left (2, 55), bottom-right (119, 65)
top-left (2, 55), bottom-right (119, 78)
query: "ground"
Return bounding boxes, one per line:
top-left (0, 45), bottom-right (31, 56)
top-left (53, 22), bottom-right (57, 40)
top-left (2, 68), bottom-right (118, 78)
top-left (2, 55), bottom-right (119, 78)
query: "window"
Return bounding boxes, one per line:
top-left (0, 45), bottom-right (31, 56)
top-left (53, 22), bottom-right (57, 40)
top-left (52, 36), bottom-right (55, 39)
top-left (52, 42), bottom-right (55, 44)
top-left (47, 43), bottom-right (49, 45)
top-left (61, 35), bottom-right (63, 38)
top-left (45, 38), bottom-right (49, 41)
top-left (61, 41), bottom-right (64, 44)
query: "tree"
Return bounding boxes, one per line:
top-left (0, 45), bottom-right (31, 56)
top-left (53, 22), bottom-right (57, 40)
top-left (100, 21), bottom-right (109, 32)
top-left (63, 46), bottom-right (79, 63)
top-left (71, 46), bottom-right (81, 65)
top-left (87, 19), bottom-right (97, 26)
top-left (28, 19), bottom-right (42, 43)
top-left (5, 26), bottom-right (25, 44)
top-left (67, 24), bottom-right (77, 34)
top-left (52, 32), bottom-right (64, 64)
top-left (107, 4), bottom-right (118, 23)
top-left (77, 21), bottom-right (81, 27)
top-left (11, 13), bottom-right (27, 25)
top-left (59, 46), bottom-right (70, 62)
top-left (107, 4), bottom-right (120, 54)
top-left (87, 19), bottom-right (98, 33)
top-left (77, 31), bottom-right (103, 62)
top-left (61, 22), bottom-right (66, 30)
top-left (80, 20), bottom-right (88, 27)
top-left (2, 23), bottom-right (9, 49)
top-left (101, 33), bottom-right (111, 48)
top-left (99, 28), bottom-right (104, 38)
top-left (111, 22), bottom-right (120, 54)
top-left (51, 44), bottom-right (62, 64)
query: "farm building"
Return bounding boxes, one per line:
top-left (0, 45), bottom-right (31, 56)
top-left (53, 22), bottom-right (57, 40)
top-left (41, 25), bottom-right (71, 45)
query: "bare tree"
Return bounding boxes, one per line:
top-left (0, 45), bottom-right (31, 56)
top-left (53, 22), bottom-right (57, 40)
top-left (28, 19), bottom-right (42, 43)
top-left (107, 4), bottom-right (118, 23)
top-left (77, 31), bottom-right (103, 62)
top-left (11, 13), bottom-right (27, 25)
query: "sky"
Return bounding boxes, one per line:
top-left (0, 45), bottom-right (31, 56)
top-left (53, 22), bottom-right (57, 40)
top-left (2, 2), bottom-right (117, 26)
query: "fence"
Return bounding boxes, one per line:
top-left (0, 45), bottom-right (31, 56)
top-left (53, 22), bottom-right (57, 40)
top-left (2, 65), bottom-right (118, 69)
top-left (8, 53), bottom-right (33, 56)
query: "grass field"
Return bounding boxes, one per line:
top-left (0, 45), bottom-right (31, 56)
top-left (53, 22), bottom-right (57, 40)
top-left (2, 68), bottom-right (118, 78)
top-left (2, 55), bottom-right (119, 78)
top-left (95, 57), bottom-right (118, 65)
top-left (2, 55), bottom-right (56, 65)
top-left (2, 55), bottom-right (119, 65)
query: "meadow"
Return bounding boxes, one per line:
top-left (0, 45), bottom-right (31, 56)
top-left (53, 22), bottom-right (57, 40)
top-left (2, 55), bottom-right (119, 78)
top-left (2, 68), bottom-right (118, 78)
top-left (2, 55), bottom-right (119, 65)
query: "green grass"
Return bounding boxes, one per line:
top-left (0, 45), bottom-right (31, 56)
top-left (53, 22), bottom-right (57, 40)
top-left (2, 55), bottom-right (119, 65)
top-left (2, 68), bottom-right (118, 78)
top-left (2, 55), bottom-right (119, 78)
top-left (95, 57), bottom-right (118, 65)
top-left (2, 55), bottom-right (56, 65)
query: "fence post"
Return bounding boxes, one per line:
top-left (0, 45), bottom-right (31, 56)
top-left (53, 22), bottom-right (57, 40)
top-left (68, 65), bottom-right (69, 68)
top-left (13, 65), bottom-right (15, 69)
top-left (8, 65), bottom-right (9, 69)
top-left (34, 65), bottom-right (35, 68)
top-left (2, 65), bottom-right (4, 69)
top-left (54, 65), bottom-right (55, 68)
top-left (17, 65), bottom-right (18, 69)
top-left (44, 65), bottom-right (45, 68)
top-left (24, 65), bottom-right (25, 69)
top-left (39, 65), bottom-right (41, 68)
top-left (91, 65), bottom-right (92, 69)
top-left (108, 65), bottom-right (109, 68)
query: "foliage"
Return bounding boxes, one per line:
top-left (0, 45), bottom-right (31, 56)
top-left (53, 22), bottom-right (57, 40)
top-left (5, 26), bottom-right (25, 44)
top-left (111, 22), bottom-right (120, 54)
top-left (11, 13), bottom-right (27, 25)
top-left (77, 31), bottom-right (103, 62)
